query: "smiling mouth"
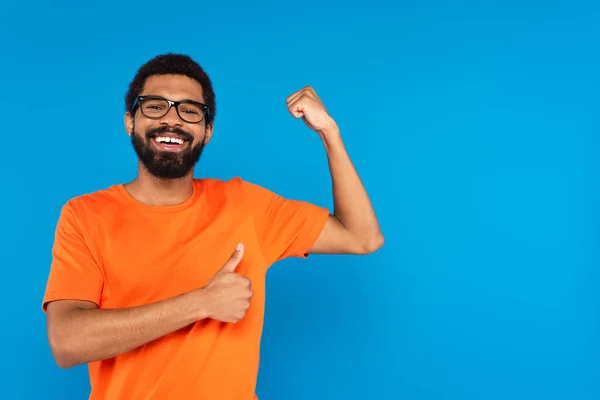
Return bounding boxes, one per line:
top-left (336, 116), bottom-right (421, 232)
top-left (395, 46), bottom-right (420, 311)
top-left (151, 135), bottom-right (190, 152)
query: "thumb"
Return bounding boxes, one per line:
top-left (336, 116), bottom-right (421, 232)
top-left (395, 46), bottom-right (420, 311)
top-left (218, 243), bottom-right (244, 274)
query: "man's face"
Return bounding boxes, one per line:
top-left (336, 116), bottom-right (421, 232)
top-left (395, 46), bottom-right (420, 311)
top-left (125, 74), bottom-right (213, 179)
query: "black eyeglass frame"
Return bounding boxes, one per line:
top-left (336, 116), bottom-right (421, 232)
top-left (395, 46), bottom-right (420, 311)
top-left (131, 95), bottom-right (209, 124)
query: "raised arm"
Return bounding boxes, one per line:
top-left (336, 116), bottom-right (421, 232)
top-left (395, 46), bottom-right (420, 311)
top-left (285, 86), bottom-right (384, 255)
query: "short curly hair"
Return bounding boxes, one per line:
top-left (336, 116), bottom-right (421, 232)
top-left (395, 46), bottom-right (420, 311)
top-left (124, 53), bottom-right (216, 127)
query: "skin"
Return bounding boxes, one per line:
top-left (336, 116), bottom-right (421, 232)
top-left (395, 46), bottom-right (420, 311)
top-left (45, 75), bottom-right (383, 368)
top-left (123, 74), bottom-right (213, 206)
top-left (285, 86), bottom-right (384, 254)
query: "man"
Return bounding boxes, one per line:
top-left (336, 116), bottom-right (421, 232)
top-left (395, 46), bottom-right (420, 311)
top-left (42, 53), bottom-right (383, 400)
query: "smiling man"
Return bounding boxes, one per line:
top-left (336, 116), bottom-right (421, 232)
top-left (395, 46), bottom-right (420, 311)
top-left (42, 53), bottom-right (383, 400)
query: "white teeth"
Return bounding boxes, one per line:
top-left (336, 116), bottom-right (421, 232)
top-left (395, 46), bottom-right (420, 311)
top-left (155, 136), bottom-right (184, 144)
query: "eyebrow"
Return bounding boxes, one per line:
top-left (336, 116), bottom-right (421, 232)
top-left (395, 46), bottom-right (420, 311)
top-left (141, 94), bottom-right (205, 103)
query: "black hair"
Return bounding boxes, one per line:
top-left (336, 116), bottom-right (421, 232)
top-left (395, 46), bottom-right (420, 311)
top-left (124, 53), bottom-right (216, 127)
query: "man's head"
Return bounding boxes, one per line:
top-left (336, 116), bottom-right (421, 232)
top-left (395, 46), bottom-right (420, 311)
top-left (124, 53), bottom-right (216, 179)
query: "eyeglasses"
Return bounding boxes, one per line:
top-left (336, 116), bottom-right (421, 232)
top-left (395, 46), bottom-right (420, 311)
top-left (131, 96), bottom-right (209, 124)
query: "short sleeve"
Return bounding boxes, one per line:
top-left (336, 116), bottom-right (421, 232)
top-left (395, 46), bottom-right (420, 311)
top-left (42, 202), bottom-right (104, 312)
top-left (239, 179), bottom-right (330, 264)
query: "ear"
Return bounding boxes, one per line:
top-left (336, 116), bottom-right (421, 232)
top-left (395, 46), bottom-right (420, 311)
top-left (124, 112), bottom-right (134, 136)
top-left (203, 123), bottom-right (214, 145)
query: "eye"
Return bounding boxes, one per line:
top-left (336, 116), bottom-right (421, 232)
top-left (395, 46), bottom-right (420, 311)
top-left (142, 99), bottom-right (169, 112)
top-left (180, 105), bottom-right (201, 115)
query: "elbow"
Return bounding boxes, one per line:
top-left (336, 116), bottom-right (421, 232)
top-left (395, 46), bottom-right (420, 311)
top-left (55, 358), bottom-right (76, 369)
top-left (358, 231), bottom-right (384, 254)
top-left (48, 330), bottom-right (81, 369)
top-left (55, 355), bottom-right (78, 369)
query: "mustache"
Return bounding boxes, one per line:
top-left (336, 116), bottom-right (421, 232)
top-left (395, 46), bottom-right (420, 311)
top-left (145, 126), bottom-right (194, 142)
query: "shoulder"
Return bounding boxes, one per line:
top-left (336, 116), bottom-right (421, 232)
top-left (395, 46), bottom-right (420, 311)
top-left (58, 184), bottom-right (126, 223)
top-left (199, 176), bottom-right (275, 198)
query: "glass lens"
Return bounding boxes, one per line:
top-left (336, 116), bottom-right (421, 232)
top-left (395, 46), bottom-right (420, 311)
top-left (141, 98), bottom-right (170, 117)
top-left (177, 102), bottom-right (204, 123)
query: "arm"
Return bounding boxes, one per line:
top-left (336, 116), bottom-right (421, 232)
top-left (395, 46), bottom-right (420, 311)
top-left (46, 292), bottom-right (205, 369)
top-left (311, 133), bottom-right (384, 254)
top-left (46, 244), bottom-right (251, 368)
top-left (286, 87), bottom-right (384, 255)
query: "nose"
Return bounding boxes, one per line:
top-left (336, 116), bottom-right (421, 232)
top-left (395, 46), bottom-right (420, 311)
top-left (159, 105), bottom-right (184, 127)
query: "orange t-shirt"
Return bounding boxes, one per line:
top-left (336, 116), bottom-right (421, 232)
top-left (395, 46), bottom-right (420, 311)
top-left (42, 177), bottom-right (330, 400)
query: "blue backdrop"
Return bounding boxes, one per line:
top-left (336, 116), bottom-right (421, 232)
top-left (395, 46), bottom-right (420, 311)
top-left (1, 0), bottom-right (598, 399)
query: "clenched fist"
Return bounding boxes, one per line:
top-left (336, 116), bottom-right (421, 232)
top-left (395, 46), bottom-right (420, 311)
top-left (200, 243), bottom-right (253, 323)
top-left (286, 86), bottom-right (339, 137)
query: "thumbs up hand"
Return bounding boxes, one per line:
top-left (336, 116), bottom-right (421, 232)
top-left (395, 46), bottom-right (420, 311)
top-left (199, 243), bottom-right (254, 323)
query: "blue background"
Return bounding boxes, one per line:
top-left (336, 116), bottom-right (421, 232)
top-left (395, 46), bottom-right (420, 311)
top-left (1, 0), bottom-right (598, 399)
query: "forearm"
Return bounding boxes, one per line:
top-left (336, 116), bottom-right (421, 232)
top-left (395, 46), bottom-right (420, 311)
top-left (49, 290), bottom-right (206, 368)
top-left (320, 128), bottom-right (383, 249)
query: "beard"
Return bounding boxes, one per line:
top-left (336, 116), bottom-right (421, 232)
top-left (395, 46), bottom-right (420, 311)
top-left (131, 124), bottom-right (206, 179)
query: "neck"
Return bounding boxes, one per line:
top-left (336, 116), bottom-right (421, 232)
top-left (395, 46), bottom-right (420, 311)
top-left (124, 164), bottom-right (195, 206)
